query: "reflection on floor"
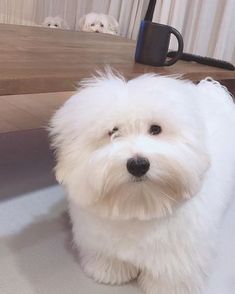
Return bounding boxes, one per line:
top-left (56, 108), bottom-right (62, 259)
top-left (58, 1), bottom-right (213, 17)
top-left (0, 128), bottom-right (56, 200)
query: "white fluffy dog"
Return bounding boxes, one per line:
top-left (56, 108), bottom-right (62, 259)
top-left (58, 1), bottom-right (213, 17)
top-left (42, 16), bottom-right (69, 29)
top-left (78, 12), bottom-right (119, 35)
top-left (50, 72), bottom-right (235, 294)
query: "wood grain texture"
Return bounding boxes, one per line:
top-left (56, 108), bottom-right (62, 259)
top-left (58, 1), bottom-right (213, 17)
top-left (0, 92), bottom-right (74, 133)
top-left (0, 24), bottom-right (234, 95)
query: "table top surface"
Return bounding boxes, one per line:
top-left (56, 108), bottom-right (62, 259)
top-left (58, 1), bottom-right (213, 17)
top-left (0, 24), bottom-right (234, 95)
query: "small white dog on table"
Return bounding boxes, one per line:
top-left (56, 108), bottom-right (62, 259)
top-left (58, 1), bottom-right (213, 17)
top-left (42, 16), bottom-right (69, 29)
top-left (50, 71), bottom-right (235, 294)
top-left (78, 12), bottom-right (119, 35)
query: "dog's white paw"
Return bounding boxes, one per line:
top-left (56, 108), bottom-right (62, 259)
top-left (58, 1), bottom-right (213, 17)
top-left (138, 271), bottom-right (160, 294)
top-left (138, 270), bottom-right (201, 294)
top-left (80, 252), bottom-right (138, 285)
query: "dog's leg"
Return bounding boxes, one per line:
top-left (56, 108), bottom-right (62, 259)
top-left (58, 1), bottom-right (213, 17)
top-left (79, 251), bottom-right (138, 285)
top-left (138, 270), bottom-right (202, 294)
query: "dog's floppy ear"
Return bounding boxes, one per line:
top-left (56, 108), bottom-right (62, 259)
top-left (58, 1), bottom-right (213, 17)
top-left (55, 15), bottom-right (69, 29)
top-left (61, 19), bottom-right (69, 30)
top-left (107, 15), bottom-right (119, 34)
top-left (78, 15), bottom-right (86, 30)
top-left (197, 77), bottom-right (234, 105)
top-left (42, 16), bottom-right (50, 27)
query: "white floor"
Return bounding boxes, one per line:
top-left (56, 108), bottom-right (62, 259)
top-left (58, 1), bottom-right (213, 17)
top-left (0, 186), bottom-right (141, 294)
top-left (0, 185), bottom-right (235, 294)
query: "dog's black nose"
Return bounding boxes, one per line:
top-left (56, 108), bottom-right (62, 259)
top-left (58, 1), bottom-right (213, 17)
top-left (126, 157), bottom-right (150, 177)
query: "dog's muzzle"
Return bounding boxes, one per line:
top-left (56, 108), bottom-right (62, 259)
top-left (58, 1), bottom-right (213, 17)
top-left (126, 156), bottom-right (150, 177)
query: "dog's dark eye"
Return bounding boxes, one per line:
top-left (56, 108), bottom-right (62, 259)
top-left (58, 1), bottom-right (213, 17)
top-left (55, 24), bottom-right (58, 27)
top-left (149, 125), bottom-right (162, 135)
top-left (100, 23), bottom-right (104, 27)
top-left (48, 23), bottom-right (51, 27)
top-left (91, 23), bottom-right (95, 26)
top-left (108, 127), bottom-right (119, 136)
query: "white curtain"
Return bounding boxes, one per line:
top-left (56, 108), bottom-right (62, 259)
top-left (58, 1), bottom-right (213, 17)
top-left (153, 0), bottom-right (235, 63)
top-left (0, 0), bottom-right (149, 39)
top-left (0, 0), bottom-right (37, 26)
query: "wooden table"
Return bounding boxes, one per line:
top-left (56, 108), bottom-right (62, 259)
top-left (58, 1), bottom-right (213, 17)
top-left (0, 24), bottom-right (234, 133)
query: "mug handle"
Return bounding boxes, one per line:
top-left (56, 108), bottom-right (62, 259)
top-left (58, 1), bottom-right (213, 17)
top-left (164, 27), bottom-right (184, 66)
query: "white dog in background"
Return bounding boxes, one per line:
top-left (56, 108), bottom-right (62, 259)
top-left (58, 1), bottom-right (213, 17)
top-left (42, 16), bottom-right (69, 29)
top-left (50, 72), bottom-right (235, 294)
top-left (78, 12), bottom-right (119, 35)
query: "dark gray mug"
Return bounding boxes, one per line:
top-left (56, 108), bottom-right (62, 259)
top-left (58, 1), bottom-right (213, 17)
top-left (135, 20), bottom-right (184, 66)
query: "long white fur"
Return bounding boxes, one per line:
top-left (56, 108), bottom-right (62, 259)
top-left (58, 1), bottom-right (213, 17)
top-left (50, 72), bottom-right (235, 294)
top-left (42, 16), bottom-right (69, 29)
top-left (78, 12), bottom-right (119, 35)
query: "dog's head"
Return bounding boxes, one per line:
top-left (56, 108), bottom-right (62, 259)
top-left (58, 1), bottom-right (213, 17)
top-left (42, 16), bottom-right (69, 29)
top-left (78, 13), bottom-right (118, 35)
top-left (50, 72), bottom-right (209, 220)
